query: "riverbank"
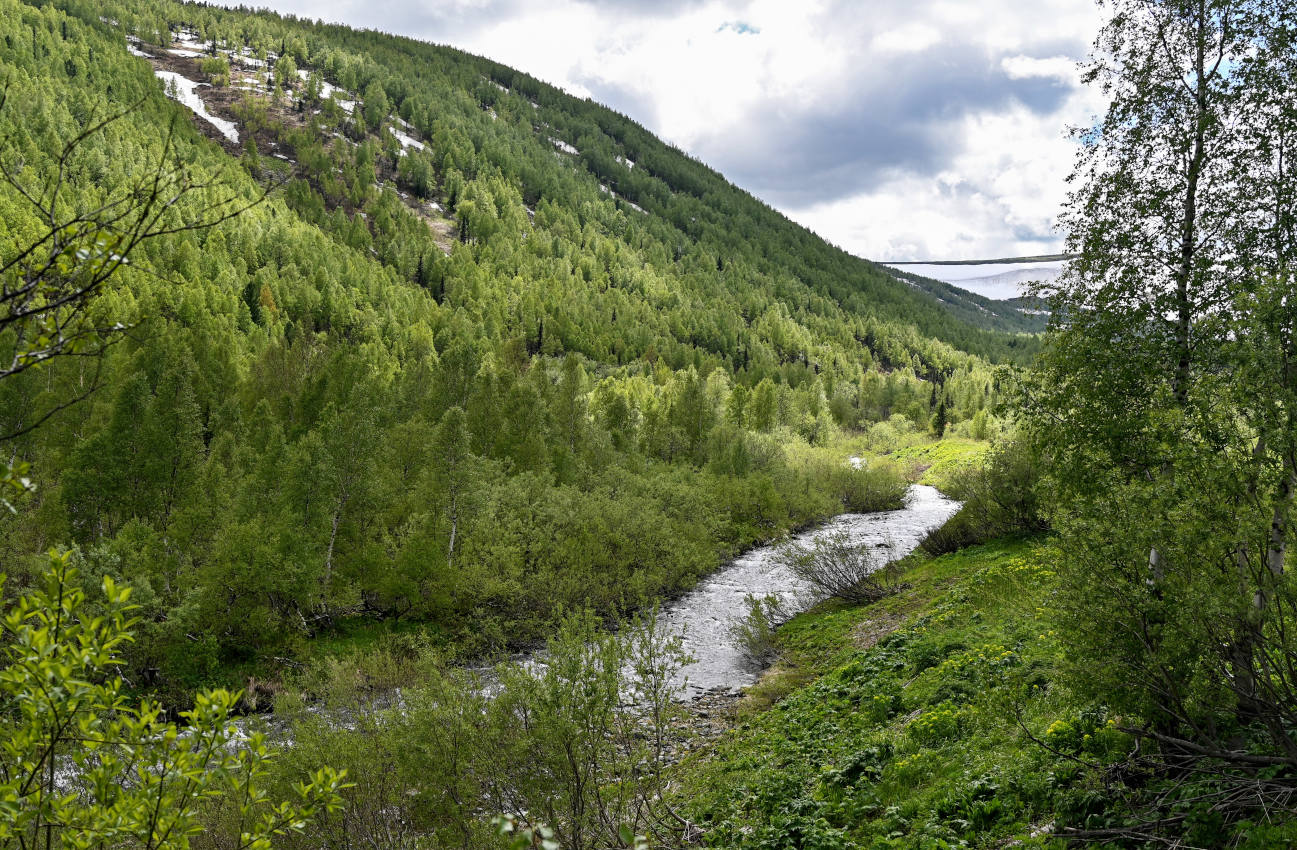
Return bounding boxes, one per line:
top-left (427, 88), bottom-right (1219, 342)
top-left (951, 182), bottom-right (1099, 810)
top-left (214, 436), bottom-right (969, 713)
top-left (663, 483), bottom-right (959, 699)
top-left (674, 537), bottom-right (1126, 848)
top-left (198, 442), bottom-right (986, 846)
top-left (150, 436), bottom-right (920, 711)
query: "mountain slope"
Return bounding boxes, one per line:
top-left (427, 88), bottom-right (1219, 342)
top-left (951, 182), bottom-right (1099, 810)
top-left (1, 0), bottom-right (1026, 698)
top-left (119, 0), bottom-right (1035, 365)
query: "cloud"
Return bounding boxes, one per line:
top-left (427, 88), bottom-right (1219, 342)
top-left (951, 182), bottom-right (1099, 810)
top-left (258, 0), bottom-right (522, 38)
top-left (1001, 54), bottom-right (1079, 81)
top-left (575, 0), bottom-right (710, 15)
top-left (787, 86), bottom-right (1106, 261)
top-left (705, 44), bottom-right (1075, 208)
top-left (870, 22), bottom-right (943, 54)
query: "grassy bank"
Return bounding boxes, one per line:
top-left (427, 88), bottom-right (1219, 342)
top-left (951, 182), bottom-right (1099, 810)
top-left (676, 538), bottom-right (1129, 848)
top-left (888, 438), bottom-right (989, 489)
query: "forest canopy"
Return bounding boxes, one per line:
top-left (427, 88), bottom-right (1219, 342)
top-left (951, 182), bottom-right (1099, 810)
top-left (0, 0), bottom-right (1020, 701)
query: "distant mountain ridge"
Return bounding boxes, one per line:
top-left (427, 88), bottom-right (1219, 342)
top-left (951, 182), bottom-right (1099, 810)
top-left (886, 253), bottom-right (1075, 266)
top-left (879, 256), bottom-right (1064, 321)
top-left (878, 263), bottom-right (1054, 332)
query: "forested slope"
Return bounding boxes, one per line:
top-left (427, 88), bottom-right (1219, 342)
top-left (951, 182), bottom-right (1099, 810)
top-left (0, 0), bottom-right (1023, 700)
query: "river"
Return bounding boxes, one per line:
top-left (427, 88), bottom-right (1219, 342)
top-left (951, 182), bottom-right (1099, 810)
top-left (47, 483), bottom-right (959, 794)
top-left (662, 484), bottom-right (961, 699)
top-left (231, 483), bottom-right (961, 726)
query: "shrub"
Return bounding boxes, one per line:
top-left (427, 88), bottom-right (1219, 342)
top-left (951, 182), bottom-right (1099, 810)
top-left (836, 458), bottom-right (907, 513)
top-left (918, 506), bottom-right (989, 556)
top-left (776, 529), bottom-right (902, 604)
top-left (200, 55), bottom-right (230, 86)
top-left (908, 701), bottom-right (966, 745)
top-left (753, 812), bottom-right (850, 850)
top-left (920, 433), bottom-right (1045, 555)
top-left (1, 552), bottom-right (346, 849)
top-left (728, 593), bottom-right (786, 664)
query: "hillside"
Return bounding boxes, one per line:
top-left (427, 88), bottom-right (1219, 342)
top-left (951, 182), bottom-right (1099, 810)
top-left (118, 1), bottom-right (1038, 364)
top-left (0, 0), bottom-right (1028, 700)
top-left (9, 2), bottom-right (1297, 848)
top-left (878, 265), bottom-right (1051, 333)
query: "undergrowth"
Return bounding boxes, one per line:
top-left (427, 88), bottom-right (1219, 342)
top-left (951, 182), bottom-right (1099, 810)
top-left (677, 540), bottom-right (1130, 848)
top-left (889, 439), bottom-right (988, 489)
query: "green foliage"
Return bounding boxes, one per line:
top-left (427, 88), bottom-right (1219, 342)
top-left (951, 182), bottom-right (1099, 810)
top-left (272, 54), bottom-right (295, 92)
top-left (0, 0), bottom-right (1014, 702)
top-left (494, 815), bottom-right (650, 850)
top-left (494, 815), bottom-right (561, 850)
top-left (776, 529), bottom-right (904, 604)
top-left (255, 609), bottom-right (691, 848)
top-left (678, 541), bottom-right (1114, 848)
top-left (1022, 0), bottom-right (1297, 843)
top-left (0, 550), bottom-right (347, 849)
top-left (824, 456), bottom-right (908, 514)
top-left (728, 592), bottom-right (785, 664)
top-left (199, 54), bottom-right (228, 85)
top-left (0, 460), bottom-right (31, 515)
top-left (919, 433), bottom-right (1045, 556)
top-left (889, 437), bottom-right (987, 487)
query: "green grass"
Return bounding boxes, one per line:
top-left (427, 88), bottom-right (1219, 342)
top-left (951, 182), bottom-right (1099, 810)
top-left (676, 539), bottom-right (1131, 848)
top-left (889, 438), bottom-right (988, 488)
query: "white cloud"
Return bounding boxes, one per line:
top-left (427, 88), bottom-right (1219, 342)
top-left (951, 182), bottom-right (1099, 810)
top-left (1001, 54), bottom-right (1078, 81)
top-left (785, 76), bottom-right (1108, 262)
top-left (869, 22), bottom-right (944, 54)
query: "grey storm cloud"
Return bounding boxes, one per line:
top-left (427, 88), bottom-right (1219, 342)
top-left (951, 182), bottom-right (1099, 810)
top-left (689, 46), bottom-right (1076, 208)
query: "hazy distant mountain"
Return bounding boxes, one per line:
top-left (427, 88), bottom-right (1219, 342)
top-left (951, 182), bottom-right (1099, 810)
top-left (873, 257), bottom-right (1060, 334)
top-left (881, 256), bottom-right (1069, 301)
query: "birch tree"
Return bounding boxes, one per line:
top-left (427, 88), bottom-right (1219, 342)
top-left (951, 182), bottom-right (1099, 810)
top-left (0, 551), bottom-right (346, 848)
top-left (1028, 0), bottom-right (1297, 838)
top-left (429, 406), bottom-right (473, 572)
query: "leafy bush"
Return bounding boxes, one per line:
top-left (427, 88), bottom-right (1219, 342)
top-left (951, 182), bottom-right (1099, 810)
top-left (908, 701), bottom-right (967, 745)
top-left (728, 593), bottom-right (786, 664)
top-left (752, 813), bottom-right (850, 850)
top-left (823, 743), bottom-right (893, 788)
top-left (200, 55), bottom-right (230, 85)
top-left (835, 458), bottom-right (907, 513)
top-left (0, 551), bottom-right (346, 849)
top-left (776, 529), bottom-right (902, 604)
top-left (264, 608), bottom-right (695, 849)
top-left (920, 433), bottom-right (1045, 555)
top-left (917, 506), bottom-right (989, 556)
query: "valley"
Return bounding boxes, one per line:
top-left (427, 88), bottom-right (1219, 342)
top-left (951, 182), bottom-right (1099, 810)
top-left (3, 0), bottom-right (1297, 847)
top-left (881, 257), bottom-right (1068, 302)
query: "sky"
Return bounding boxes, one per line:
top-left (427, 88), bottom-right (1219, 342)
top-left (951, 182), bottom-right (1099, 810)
top-left (230, 0), bottom-right (1107, 261)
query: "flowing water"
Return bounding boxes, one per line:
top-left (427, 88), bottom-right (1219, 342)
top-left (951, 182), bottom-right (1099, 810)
top-left (44, 484), bottom-right (958, 791)
top-left (662, 484), bottom-right (961, 699)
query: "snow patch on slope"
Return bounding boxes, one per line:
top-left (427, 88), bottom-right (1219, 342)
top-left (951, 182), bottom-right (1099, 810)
top-left (389, 125), bottom-right (425, 153)
top-left (550, 137), bottom-right (578, 155)
top-left (296, 68), bottom-right (354, 111)
top-left (154, 70), bottom-right (239, 143)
